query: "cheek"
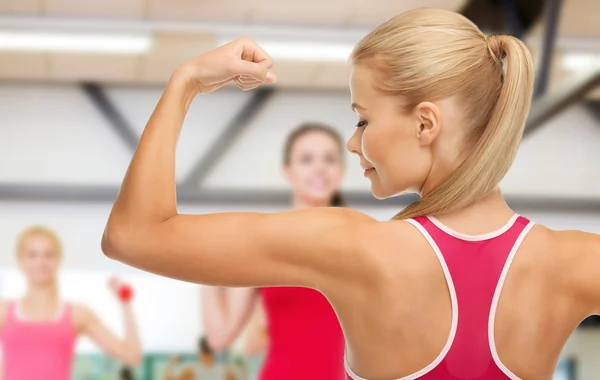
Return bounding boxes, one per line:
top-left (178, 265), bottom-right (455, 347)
top-left (287, 166), bottom-right (311, 185)
top-left (362, 127), bottom-right (393, 166)
top-left (49, 261), bottom-right (60, 272)
top-left (326, 166), bottom-right (344, 184)
top-left (20, 260), bottom-right (38, 276)
top-left (365, 118), bottom-right (419, 164)
top-left (18, 259), bottom-right (29, 271)
top-left (47, 257), bottom-right (59, 267)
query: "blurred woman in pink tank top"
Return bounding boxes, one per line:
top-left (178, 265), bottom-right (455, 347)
top-left (0, 226), bottom-right (142, 380)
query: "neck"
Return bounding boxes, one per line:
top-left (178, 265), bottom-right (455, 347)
top-left (419, 166), bottom-right (458, 198)
top-left (420, 143), bottom-right (470, 197)
top-left (24, 282), bottom-right (59, 303)
top-left (292, 195), bottom-right (330, 209)
top-left (434, 189), bottom-right (515, 229)
top-left (458, 189), bottom-right (510, 213)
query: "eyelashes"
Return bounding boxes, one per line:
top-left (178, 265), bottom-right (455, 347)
top-left (356, 120), bottom-right (368, 128)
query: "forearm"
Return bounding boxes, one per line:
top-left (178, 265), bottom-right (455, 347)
top-left (203, 287), bottom-right (235, 349)
top-left (203, 287), bottom-right (227, 328)
top-left (122, 303), bottom-right (142, 363)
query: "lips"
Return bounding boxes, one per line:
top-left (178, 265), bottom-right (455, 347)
top-left (308, 177), bottom-right (329, 191)
top-left (363, 168), bottom-right (375, 177)
top-left (360, 161), bottom-right (375, 177)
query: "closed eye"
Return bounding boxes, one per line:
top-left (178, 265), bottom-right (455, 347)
top-left (356, 120), bottom-right (368, 128)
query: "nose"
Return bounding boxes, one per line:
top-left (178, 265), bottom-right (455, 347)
top-left (346, 128), bottom-right (363, 156)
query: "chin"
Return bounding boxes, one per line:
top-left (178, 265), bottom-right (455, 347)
top-left (370, 185), bottom-right (391, 200)
top-left (370, 182), bottom-right (410, 200)
top-left (30, 275), bottom-right (55, 285)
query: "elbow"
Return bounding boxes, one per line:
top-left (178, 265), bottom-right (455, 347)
top-left (101, 225), bottom-right (126, 261)
top-left (101, 217), bottom-right (143, 263)
top-left (102, 214), bottom-right (168, 263)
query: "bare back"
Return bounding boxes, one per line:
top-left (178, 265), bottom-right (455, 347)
top-left (334, 216), bottom-right (598, 380)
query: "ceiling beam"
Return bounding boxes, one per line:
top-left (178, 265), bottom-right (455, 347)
top-left (0, 183), bottom-right (415, 206)
top-left (460, 0), bottom-right (545, 35)
top-left (533, 0), bottom-right (563, 99)
top-left (0, 184), bottom-right (598, 213)
top-left (524, 70), bottom-right (600, 137)
top-left (585, 100), bottom-right (600, 123)
top-left (81, 82), bottom-right (139, 152)
top-left (499, 0), bottom-right (526, 38)
top-left (181, 87), bottom-right (276, 188)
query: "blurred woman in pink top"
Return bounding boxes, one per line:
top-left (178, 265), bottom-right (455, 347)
top-left (0, 226), bottom-right (142, 380)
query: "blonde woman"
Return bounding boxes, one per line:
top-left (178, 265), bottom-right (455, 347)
top-left (0, 226), bottom-right (141, 380)
top-left (102, 8), bottom-right (600, 380)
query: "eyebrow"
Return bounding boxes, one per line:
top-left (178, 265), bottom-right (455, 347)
top-left (351, 102), bottom-right (366, 111)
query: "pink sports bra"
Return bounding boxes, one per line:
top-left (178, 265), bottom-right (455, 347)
top-left (346, 214), bottom-right (534, 380)
top-left (0, 301), bottom-right (77, 380)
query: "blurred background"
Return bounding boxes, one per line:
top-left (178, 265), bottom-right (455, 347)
top-left (0, 0), bottom-right (599, 379)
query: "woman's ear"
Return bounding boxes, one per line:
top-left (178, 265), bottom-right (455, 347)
top-left (415, 102), bottom-right (441, 147)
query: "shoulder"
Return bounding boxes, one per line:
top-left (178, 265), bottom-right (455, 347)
top-left (341, 218), bottom-right (430, 275)
top-left (541, 226), bottom-right (600, 259)
top-left (551, 228), bottom-right (600, 306)
top-left (526, 225), bottom-right (600, 287)
top-left (71, 302), bottom-right (93, 317)
top-left (362, 217), bottom-right (433, 247)
top-left (318, 207), bottom-right (381, 233)
top-left (514, 223), bottom-right (595, 264)
top-left (71, 302), bottom-right (96, 331)
top-left (556, 229), bottom-right (600, 272)
top-left (264, 207), bottom-right (379, 247)
top-left (284, 207), bottom-right (378, 225)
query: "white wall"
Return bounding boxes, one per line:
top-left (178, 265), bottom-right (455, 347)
top-left (502, 104), bottom-right (600, 198)
top-left (105, 86), bottom-right (251, 181)
top-left (0, 85), bottom-right (130, 184)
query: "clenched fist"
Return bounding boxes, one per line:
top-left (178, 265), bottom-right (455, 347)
top-left (174, 37), bottom-right (277, 94)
